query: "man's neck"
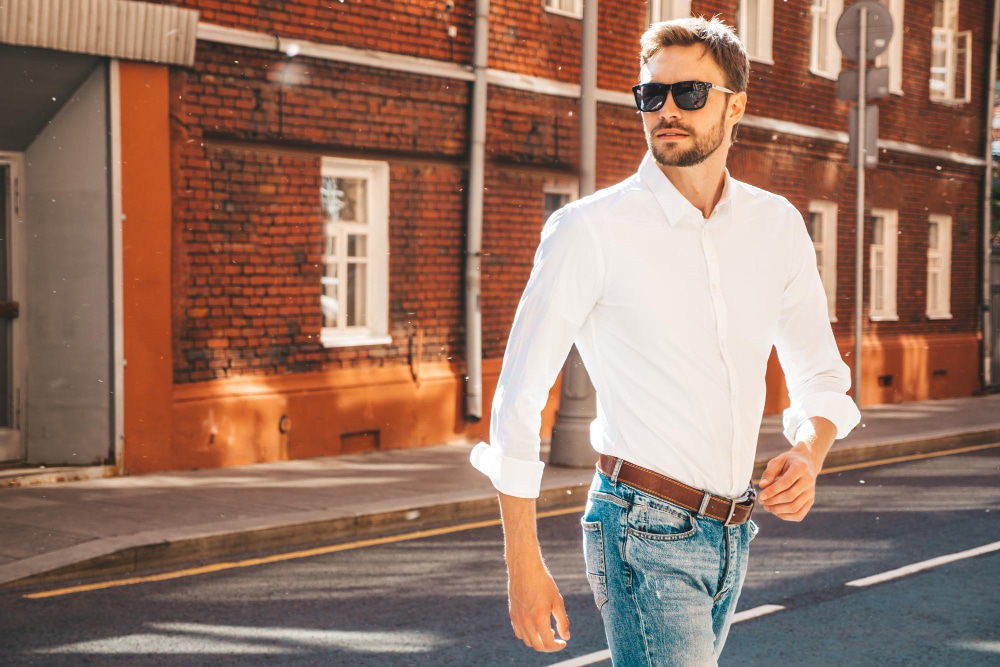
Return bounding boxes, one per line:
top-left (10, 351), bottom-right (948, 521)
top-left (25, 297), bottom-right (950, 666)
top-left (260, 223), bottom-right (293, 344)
top-left (657, 153), bottom-right (729, 219)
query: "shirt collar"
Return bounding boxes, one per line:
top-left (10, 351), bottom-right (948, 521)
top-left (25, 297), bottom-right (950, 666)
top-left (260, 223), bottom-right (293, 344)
top-left (638, 152), bottom-right (735, 227)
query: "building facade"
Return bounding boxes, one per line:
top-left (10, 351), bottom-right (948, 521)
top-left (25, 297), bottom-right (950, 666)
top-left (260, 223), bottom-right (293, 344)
top-left (0, 0), bottom-right (996, 475)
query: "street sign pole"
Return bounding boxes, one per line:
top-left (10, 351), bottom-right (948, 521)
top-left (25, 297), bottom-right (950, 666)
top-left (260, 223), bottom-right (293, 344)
top-left (837, 0), bottom-right (892, 407)
top-left (854, 6), bottom-right (868, 408)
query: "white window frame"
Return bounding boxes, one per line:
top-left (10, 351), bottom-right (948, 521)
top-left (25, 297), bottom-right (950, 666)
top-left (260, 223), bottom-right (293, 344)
top-left (874, 0), bottom-right (904, 94)
top-left (320, 158), bottom-right (391, 348)
top-left (930, 0), bottom-right (972, 104)
top-left (544, 0), bottom-right (582, 19)
top-left (543, 178), bottom-right (579, 223)
top-left (869, 208), bottom-right (899, 321)
top-left (808, 200), bottom-right (839, 322)
top-left (926, 214), bottom-right (953, 319)
top-left (649, 0), bottom-right (691, 24)
top-left (738, 0), bottom-right (774, 65)
top-left (809, 0), bottom-right (843, 80)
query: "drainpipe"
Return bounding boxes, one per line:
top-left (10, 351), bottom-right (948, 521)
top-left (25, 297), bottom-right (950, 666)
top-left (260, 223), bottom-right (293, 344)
top-left (464, 0), bottom-right (489, 420)
top-left (983, 0), bottom-right (999, 389)
top-left (549, 0), bottom-right (598, 467)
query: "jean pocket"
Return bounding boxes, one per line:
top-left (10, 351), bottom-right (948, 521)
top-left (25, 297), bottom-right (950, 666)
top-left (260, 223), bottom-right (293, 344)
top-left (748, 518), bottom-right (759, 542)
top-left (626, 500), bottom-right (698, 542)
top-left (581, 520), bottom-right (608, 610)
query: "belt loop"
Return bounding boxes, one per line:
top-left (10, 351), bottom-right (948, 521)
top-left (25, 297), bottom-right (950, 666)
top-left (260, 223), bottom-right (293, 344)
top-left (610, 457), bottom-right (624, 484)
top-left (696, 491), bottom-right (711, 518)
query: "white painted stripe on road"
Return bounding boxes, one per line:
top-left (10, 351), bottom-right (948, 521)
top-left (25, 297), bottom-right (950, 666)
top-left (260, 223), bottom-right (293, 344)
top-left (846, 541), bottom-right (1000, 587)
top-left (731, 604), bottom-right (786, 623)
top-left (544, 604), bottom-right (787, 667)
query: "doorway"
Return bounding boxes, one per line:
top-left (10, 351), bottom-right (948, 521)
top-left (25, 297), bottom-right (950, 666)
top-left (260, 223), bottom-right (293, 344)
top-left (0, 160), bottom-right (25, 463)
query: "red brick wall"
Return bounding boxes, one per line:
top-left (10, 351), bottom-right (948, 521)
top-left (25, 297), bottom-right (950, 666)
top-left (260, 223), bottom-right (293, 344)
top-left (160, 0), bottom-right (990, 400)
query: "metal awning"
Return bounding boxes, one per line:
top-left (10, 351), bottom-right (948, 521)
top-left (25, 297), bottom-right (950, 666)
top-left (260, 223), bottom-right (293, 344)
top-left (0, 0), bottom-right (198, 67)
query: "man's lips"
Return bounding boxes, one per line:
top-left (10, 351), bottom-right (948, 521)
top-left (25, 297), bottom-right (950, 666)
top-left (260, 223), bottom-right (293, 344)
top-left (654, 125), bottom-right (690, 139)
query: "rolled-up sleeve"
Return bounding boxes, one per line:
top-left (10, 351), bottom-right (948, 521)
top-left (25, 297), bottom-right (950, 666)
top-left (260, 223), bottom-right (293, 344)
top-left (470, 207), bottom-right (605, 498)
top-left (774, 207), bottom-right (861, 445)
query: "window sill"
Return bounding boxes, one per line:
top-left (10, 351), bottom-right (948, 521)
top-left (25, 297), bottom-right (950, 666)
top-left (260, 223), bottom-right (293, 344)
top-left (927, 313), bottom-right (953, 320)
top-left (749, 56), bottom-right (775, 66)
top-left (544, 7), bottom-right (582, 19)
top-left (869, 314), bottom-right (899, 322)
top-left (809, 67), bottom-right (839, 82)
top-left (321, 332), bottom-right (393, 348)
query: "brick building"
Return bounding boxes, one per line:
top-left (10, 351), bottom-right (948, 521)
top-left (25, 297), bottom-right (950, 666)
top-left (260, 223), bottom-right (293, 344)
top-left (0, 0), bottom-right (996, 476)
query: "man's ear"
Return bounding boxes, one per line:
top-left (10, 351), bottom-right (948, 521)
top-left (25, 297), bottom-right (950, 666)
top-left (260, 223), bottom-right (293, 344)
top-left (727, 91), bottom-right (747, 127)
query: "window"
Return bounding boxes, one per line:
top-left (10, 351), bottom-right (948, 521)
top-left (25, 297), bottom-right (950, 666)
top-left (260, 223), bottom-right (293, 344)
top-left (320, 158), bottom-right (391, 348)
top-left (544, 0), bottom-right (582, 19)
top-left (810, 0), bottom-right (842, 79)
top-left (927, 214), bottom-right (953, 319)
top-left (874, 0), bottom-right (904, 94)
top-left (930, 0), bottom-right (972, 104)
top-left (808, 201), bottom-right (838, 321)
top-left (543, 179), bottom-right (579, 223)
top-left (649, 0), bottom-right (691, 24)
top-left (738, 0), bottom-right (774, 64)
top-left (869, 208), bottom-right (898, 321)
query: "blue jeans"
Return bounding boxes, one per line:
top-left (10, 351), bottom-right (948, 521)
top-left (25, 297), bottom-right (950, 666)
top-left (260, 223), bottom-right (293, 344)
top-left (581, 470), bottom-right (757, 667)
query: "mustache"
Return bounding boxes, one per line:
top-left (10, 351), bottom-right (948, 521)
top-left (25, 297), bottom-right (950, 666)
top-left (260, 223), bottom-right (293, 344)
top-left (652, 121), bottom-right (693, 133)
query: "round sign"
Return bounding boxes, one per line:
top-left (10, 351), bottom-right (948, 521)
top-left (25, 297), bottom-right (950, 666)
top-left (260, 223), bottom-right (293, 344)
top-left (836, 0), bottom-right (895, 62)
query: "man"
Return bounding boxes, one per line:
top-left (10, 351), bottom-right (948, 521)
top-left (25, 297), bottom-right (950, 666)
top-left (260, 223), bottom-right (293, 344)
top-left (470, 16), bottom-right (860, 666)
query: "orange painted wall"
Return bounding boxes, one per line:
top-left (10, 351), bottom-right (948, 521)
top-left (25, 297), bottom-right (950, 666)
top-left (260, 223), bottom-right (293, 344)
top-left (159, 332), bottom-right (979, 474)
top-left (119, 62), bottom-right (175, 473)
top-left (168, 359), bottom-right (561, 472)
top-left (763, 333), bottom-right (981, 414)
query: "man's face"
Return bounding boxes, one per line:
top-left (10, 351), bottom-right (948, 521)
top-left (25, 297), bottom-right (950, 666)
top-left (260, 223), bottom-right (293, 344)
top-left (639, 45), bottom-right (741, 168)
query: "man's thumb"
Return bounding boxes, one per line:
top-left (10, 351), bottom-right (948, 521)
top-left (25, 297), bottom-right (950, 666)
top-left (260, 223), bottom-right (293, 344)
top-left (554, 601), bottom-right (570, 640)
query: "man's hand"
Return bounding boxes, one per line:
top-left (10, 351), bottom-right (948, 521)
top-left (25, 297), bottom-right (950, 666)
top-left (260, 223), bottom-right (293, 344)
top-left (498, 492), bottom-right (570, 652)
top-left (758, 417), bottom-right (837, 521)
top-left (758, 449), bottom-right (819, 521)
top-left (507, 560), bottom-right (570, 652)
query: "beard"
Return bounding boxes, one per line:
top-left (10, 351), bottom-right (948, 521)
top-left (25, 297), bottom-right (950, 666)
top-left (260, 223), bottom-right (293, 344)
top-left (646, 108), bottom-right (727, 168)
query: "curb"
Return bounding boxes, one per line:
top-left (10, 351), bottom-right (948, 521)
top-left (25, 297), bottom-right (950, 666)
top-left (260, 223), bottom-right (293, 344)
top-left (6, 429), bottom-right (999, 592)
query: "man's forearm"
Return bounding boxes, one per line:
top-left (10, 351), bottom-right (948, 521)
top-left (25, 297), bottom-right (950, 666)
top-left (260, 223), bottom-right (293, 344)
top-left (791, 416), bottom-right (838, 471)
top-left (498, 492), bottom-right (544, 568)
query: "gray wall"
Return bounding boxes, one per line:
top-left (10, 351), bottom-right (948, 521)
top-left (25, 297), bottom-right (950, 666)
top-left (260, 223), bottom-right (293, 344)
top-left (25, 64), bottom-right (112, 465)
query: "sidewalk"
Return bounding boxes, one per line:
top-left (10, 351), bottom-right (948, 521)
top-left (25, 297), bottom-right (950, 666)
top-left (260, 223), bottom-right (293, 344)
top-left (1, 394), bottom-right (999, 590)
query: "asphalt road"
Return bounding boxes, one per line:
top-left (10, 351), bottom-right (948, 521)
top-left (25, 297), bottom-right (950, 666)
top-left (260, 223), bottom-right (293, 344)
top-left (1, 447), bottom-right (997, 667)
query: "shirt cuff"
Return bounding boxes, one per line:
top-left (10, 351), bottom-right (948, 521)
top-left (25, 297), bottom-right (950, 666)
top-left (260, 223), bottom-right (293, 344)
top-left (782, 392), bottom-right (862, 444)
top-left (470, 441), bottom-right (546, 499)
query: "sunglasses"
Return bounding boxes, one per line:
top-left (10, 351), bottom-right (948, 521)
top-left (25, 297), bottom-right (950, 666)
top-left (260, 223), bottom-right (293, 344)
top-left (632, 81), bottom-right (735, 112)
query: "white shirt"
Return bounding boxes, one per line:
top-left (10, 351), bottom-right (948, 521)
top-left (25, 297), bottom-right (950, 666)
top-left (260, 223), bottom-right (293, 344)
top-left (471, 153), bottom-right (861, 499)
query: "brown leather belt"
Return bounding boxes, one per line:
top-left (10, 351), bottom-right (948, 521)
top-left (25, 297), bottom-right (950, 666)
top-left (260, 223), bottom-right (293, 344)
top-left (597, 454), bottom-right (755, 526)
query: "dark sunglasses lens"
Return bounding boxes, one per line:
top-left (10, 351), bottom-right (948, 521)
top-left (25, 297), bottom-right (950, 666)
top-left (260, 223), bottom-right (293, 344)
top-left (673, 82), bottom-right (707, 110)
top-left (635, 84), bottom-right (667, 112)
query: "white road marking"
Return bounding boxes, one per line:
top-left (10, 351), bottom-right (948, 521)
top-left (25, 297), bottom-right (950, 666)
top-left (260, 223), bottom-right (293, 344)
top-left (731, 604), bottom-right (786, 622)
top-left (544, 604), bottom-right (786, 667)
top-left (846, 540), bottom-right (1000, 587)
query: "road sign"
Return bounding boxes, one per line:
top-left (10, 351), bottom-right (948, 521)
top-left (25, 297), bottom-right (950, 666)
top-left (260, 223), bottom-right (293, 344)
top-left (836, 0), bottom-right (894, 61)
top-left (848, 106), bottom-right (878, 170)
top-left (837, 66), bottom-right (890, 101)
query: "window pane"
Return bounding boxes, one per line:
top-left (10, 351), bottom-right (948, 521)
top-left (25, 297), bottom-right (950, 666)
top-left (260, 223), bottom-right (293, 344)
top-left (544, 192), bottom-right (571, 222)
top-left (348, 234), bottom-right (368, 258)
top-left (322, 263), bottom-right (339, 328)
top-left (929, 221), bottom-right (939, 249)
top-left (322, 177), bottom-right (368, 224)
top-left (347, 262), bottom-right (368, 327)
top-left (871, 216), bottom-right (884, 244)
top-left (809, 212), bottom-right (823, 242)
top-left (741, 0), bottom-right (760, 53)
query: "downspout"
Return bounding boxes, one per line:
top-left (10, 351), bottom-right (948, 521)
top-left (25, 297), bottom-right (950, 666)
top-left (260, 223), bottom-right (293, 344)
top-left (984, 0), bottom-right (999, 389)
top-left (465, 0), bottom-right (489, 420)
